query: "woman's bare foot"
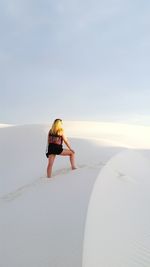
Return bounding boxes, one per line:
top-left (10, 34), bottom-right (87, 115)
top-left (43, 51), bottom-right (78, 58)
top-left (72, 166), bottom-right (77, 170)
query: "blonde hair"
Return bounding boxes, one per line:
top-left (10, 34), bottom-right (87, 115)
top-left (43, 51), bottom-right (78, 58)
top-left (49, 119), bottom-right (63, 136)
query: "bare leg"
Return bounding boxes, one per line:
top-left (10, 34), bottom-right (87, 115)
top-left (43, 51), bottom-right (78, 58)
top-left (60, 149), bottom-right (76, 170)
top-left (47, 155), bottom-right (56, 178)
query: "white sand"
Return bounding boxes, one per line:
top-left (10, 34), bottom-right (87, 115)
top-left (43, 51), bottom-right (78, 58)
top-left (82, 149), bottom-right (150, 267)
top-left (0, 122), bottom-right (150, 267)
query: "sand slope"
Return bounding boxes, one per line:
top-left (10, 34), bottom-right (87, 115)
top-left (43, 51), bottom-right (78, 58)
top-left (0, 122), bottom-right (150, 267)
top-left (0, 124), bottom-right (123, 267)
top-left (83, 149), bottom-right (150, 267)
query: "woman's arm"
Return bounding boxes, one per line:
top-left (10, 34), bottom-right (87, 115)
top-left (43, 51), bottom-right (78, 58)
top-left (62, 134), bottom-right (75, 153)
top-left (47, 131), bottom-right (50, 144)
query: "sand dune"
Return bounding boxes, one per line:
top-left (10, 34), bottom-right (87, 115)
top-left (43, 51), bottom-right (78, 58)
top-left (0, 122), bottom-right (150, 267)
top-left (83, 149), bottom-right (150, 267)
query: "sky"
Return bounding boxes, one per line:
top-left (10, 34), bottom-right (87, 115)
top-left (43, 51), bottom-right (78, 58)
top-left (0, 0), bottom-right (150, 125)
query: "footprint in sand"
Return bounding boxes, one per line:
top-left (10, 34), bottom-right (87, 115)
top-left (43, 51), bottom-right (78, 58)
top-left (0, 162), bottom-right (105, 202)
top-left (116, 171), bottom-right (138, 184)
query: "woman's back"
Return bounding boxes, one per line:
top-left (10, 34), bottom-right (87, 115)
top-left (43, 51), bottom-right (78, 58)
top-left (48, 118), bottom-right (63, 145)
top-left (48, 133), bottom-right (63, 145)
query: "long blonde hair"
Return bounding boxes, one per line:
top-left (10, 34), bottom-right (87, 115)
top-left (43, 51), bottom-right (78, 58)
top-left (49, 119), bottom-right (63, 136)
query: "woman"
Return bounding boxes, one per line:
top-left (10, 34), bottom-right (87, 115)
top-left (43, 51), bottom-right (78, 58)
top-left (46, 119), bottom-right (76, 178)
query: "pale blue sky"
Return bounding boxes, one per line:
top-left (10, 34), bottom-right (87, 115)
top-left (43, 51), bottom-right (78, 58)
top-left (0, 0), bottom-right (150, 124)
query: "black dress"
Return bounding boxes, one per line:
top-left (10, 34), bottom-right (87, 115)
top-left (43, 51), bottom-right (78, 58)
top-left (46, 134), bottom-right (63, 158)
